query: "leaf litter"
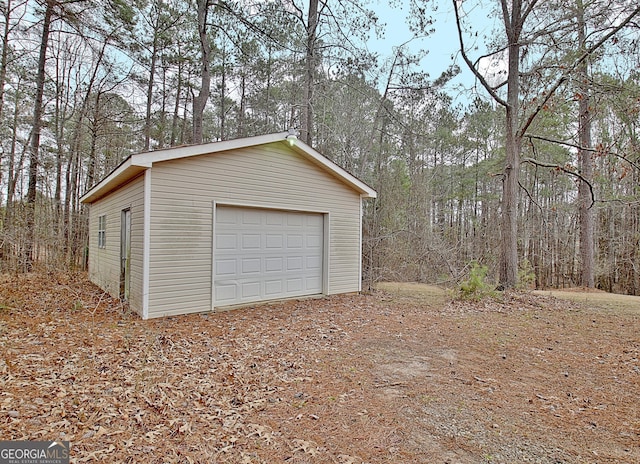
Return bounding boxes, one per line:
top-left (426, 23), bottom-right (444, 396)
top-left (1, 272), bottom-right (639, 463)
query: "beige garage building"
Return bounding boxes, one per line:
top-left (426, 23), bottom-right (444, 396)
top-left (80, 131), bottom-right (376, 319)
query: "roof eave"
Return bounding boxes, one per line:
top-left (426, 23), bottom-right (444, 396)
top-left (80, 158), bottom-right (147, 204)
top-left (132, 132), bottom-right (289, 166)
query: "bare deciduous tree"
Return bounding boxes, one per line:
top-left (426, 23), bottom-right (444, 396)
top-left (453, 0), bottom-right (640, 289)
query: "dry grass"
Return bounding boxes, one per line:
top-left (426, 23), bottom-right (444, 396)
top-left (373, 282), bottom-right (447, 306)
top-left (1, 274), bottom-right (639, 463)
top-left (533, 288), bottom-right (640, 314)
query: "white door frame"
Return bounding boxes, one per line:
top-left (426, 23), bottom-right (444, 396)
top-left (120, 208), bottom-right (132, 300)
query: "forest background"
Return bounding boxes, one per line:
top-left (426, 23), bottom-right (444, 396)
top-left (0, 0), bottom-right (638, 295)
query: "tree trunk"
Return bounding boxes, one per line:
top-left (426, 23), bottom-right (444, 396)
top-left (0, 0), bottom-right (14, 125)
top-left (0, 1), bottom-right (9, 222)
top-left (237, 72), bottom-right (245, 138)
top-left (158, 60), bottom-right (167, 148)
top-left (264, 44), bottom-right (272, 128)
top-left (144, 27), bottom-right (159, 151)
top-left (170, 53), bottom-right (183, 146)
top-left (62, 32), bottom-right (108, 260)
top-left (53, 40), bottom-right (69, 246)
top-left (576, 0), bottom-right (595, 288)
top-left (24, 0), bottom-right (54, 271)
top-left (301, 0), bottom-right (318, 146)
top-left (220, 45), bottom-right (226, 140)
top-left (5, 86), bottom-right (21, 217)
top-left (499, 2), bottom-right (523, 289)
top-left (193, 0), bottom-right (211, 144)
top-left (86, 92), bottom-right (101, 188)
top-left (181, 76), bottom-right (191, 144)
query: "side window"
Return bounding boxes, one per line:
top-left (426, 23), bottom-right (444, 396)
top-left (98, 214), bottom-right (106, 248)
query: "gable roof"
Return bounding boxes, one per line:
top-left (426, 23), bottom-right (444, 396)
top-left (80, 131), bottom-right (377, 204)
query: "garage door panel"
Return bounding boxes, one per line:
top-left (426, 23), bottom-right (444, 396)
top-left (242, 210), bottom-right (262, 225)
top-left (286, 278), bottom-right (303, 292)
top-left (307, 215), bottom-right (323, 227)
top-left (266, 213), bottom-right (284, 226)
top-left (217, 234), bottom-right (237, 249)
top-left (265, 257), bottom-right (283, 272)
top-left (266, 234), bottom-right (283, 249)
top-left (216, 283), bottom-right (237, 301)
top-left (287, 234), bottom-right (303, 248)
top-left (265, 280), bottom-right (282, 295)
top-left (216, 259), bottom-right (237, 275)
top-left (287, 256), bottom-right (303, 271)
top-left (242, 258), bottom-right (261, 274)
top-left (307, 234), bottom-right (322, 248)
top-left (214, 207), bottom-right (323, 306)
top-left (242, 234), bottom-right (261, 249)
top-left (307, 256), bottom-right (322, 269)
top-left (287, 215), bottom-right (304, 226)
top-left (217, 207), bottom-right (239, 224)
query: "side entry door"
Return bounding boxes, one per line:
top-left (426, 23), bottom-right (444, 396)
top-left (120, 208), bottom-right (131, 300)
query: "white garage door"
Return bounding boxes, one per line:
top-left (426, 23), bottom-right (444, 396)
top-left (214, 206), bottom-right (324, 306)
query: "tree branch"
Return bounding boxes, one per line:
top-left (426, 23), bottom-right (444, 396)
top-left (525, 133), bottom-right (640, 171)
top-left (519, 4), bottom-right (640, 136)
top-left (452, 0), bottom-right (508, 107)
top-left (521, 0), bottom-right (542, 26)
top-left (522, 157), bottom-right (595, 208)
top-left (518, 180), bottom-right (544, 213)
top-left (214, 1), bottom-right (297, 53)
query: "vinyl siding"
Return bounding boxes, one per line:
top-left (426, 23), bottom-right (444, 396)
top-left (147, 142), bottom-right (361, 318)
top-left (87, 174), bottom-right (145, 315)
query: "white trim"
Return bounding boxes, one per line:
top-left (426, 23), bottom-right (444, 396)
top-left (142, 169), bottom-right (152, 320)
top-left (80, 159), bottom-right (148, 204)
top-left (133, 132), bottom-right (287, 166)
top-left (323, 213), bottom-right (330, 295)
top-left (358, 197), bottom-right (363, 292)
top-left (81, 158), bottom-right (132, 203)
top-left (215, 199), bottom-right (329, 215)
top-left (97, 214), bottom-right (107, 249)
top-left (211, 200), bottom-right (216, 312)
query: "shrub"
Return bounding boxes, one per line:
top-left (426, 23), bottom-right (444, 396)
top-left (459, 261), bottom-right (496, 301)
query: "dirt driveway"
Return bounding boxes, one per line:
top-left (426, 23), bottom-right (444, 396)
top-left (1, 274), bottom-right (639, 463)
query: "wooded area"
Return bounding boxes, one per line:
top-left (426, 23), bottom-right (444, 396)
top-left (0, 0), bottom-right (639, 294)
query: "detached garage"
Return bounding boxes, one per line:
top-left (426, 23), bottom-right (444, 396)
top-left (80, 131), bottom-right (376, 319)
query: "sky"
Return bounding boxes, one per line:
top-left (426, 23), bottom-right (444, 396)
top-left (368, 0), bottom-right (499, 104)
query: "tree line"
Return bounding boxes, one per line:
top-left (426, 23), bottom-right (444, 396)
top-left (0, 0), bottom-right (639, 295)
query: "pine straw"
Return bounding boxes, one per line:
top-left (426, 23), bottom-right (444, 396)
top-left (1, 273), bottom-right (639, 463)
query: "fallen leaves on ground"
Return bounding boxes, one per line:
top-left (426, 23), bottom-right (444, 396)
top-left (1, 272), bottom-right (638, 463)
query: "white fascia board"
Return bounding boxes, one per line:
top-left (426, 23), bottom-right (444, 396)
top-left (80, 158), bottom-right (138, 204)
top-left (131, 132), bottom-right (289, 167)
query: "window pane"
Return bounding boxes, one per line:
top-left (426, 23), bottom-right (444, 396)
top-left (98, 215), bottom-right (106, 248)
